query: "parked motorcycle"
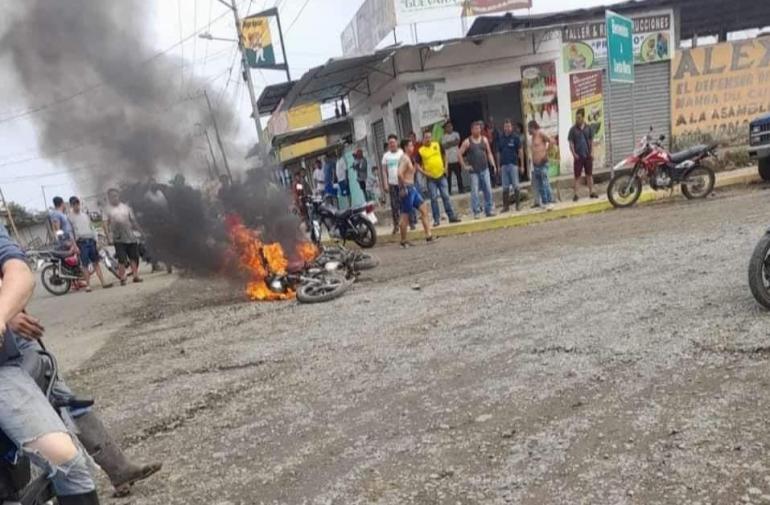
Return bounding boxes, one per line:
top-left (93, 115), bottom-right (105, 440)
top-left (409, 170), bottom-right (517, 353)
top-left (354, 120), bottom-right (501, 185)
top-left (0, 343), bottom-right (93, 504)
top-left (301, 191), bottom-right (378, 248)
top-left (607, 128), bottom-right (717, 208)
top-left (39, 251), bottom-right (84, 296)
top-left (749, 229), bottom-right (770, 309)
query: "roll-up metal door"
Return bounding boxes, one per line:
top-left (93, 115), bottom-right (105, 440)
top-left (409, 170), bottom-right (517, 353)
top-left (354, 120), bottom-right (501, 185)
top-left (604, 61), bottom-right (671, 166)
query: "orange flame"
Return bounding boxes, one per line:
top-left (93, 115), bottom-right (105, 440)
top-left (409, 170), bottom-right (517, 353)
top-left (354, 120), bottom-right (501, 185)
top-left (295, 242), bottom-right (319, 263)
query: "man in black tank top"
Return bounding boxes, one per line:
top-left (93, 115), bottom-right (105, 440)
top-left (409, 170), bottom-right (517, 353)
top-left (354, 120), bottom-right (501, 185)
top-left (458, 121), bottom-right (497, 218)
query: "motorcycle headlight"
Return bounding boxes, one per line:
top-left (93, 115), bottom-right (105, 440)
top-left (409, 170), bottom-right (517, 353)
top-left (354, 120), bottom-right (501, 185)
top-left (269, 278), bottom-right (284, 291)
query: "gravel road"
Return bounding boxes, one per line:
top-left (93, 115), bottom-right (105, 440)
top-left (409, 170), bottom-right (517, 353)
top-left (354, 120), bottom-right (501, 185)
top-left (43, 186), bottom-right (770, 504)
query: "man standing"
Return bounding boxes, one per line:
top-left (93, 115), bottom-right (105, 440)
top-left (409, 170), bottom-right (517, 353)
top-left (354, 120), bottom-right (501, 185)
top-left (335, 150), bottom-right (351, 208)
top-left (68, 197), bottom-right (112, 292)
top-left (496, 119), bottom-right (524, 212)
top-left (441, 120), bottom-right (464, 194)
top-left (397, 139), bottom-right (436, 248)
top-left (103, 189), bottom-right (143, 285)
top-left (419, 130), bottom-right (460, 227)
top-left (459, 121), bottom-right (497, 219)
top-left (484, 118), bottom-right (501, 186)
top-left (312, 160), bottom-right (325, 196)
top-left (381, 135), bottom-right (416, 235)
top-left (568, 108), bottom-right (598, 201)
top-left (528, 120), bottom-right (555, 211)
top-left (49, 196), bottom-right (74, 240)
top-left (352, 149), bottom-right (370, 201)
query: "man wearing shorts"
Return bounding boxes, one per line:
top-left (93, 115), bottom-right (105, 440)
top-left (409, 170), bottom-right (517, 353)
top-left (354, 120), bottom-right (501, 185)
top-left (104, 188), bottom-right (143, 285)
top-left (397, 139), bottom-right (436, 248)
top-left (69, 196), bottom-right (112, 292)
top-left (568, 109), bottom-right (598, 201)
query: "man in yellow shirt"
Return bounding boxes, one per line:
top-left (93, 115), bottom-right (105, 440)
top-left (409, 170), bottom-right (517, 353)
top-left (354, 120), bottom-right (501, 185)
top-left (419, 129), bottom-right (461, 227)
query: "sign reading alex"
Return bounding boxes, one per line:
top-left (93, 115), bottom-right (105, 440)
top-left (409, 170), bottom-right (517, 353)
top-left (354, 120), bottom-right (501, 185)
top-left (671, 38), bottom-right (770, 147)
top-left (241, 14), bottom-right (279, 69)
top-left (562, 12), bottom-right (672, 74)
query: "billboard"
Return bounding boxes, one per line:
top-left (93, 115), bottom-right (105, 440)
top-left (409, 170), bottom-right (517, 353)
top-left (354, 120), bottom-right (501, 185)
top-left (395, 0), bottom-right (529, 24)
top-left (570, 71), bottom-right (605, 168)
top-left (341, 0), bottom-right (396, 56)
top-left (407, 80), bottom-right (450, 129)
top-left (461, 0), bottom-right (532, 16)
top-left (671, 38), bottom-right (770, 148)
top-left (562, 13), bottom-right (673, 74)
top-left (521, 62), bottom-right (560, 176)
top-left (240, 14), bottom-right (277, 69)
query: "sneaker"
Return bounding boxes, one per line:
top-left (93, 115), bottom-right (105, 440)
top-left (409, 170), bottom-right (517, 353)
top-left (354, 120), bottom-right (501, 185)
top-left (545, 204), bottom-right (555, 211)
top-left (531, 203), bottom-right (541, 209)
top-left (473, 213), bottom-right (481, 220)
top-left (572, 194), bottom-right (579, 202)
top-left (391, 227), bottom-right (399, 235)
top-left (426, 235), bottom-right (439, 243)
top-left (433, 221), bottom-right (441, 227)
top-left (486, 211), bottom-right (497, 218)
top-left (590, 193), bottom-right (599, 199)
top-left (400, 241), bottom-right (413, 249)
top-left (500, 207), bottom-right (510, 213)
top-left (409, 224), bottom-right (416, 231)
top-left (449, 217), bottom-right (462, 223)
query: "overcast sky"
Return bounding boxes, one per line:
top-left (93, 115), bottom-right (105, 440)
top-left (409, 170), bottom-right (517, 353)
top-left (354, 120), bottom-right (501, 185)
top-left (0, 0), bottom-right (618, 212)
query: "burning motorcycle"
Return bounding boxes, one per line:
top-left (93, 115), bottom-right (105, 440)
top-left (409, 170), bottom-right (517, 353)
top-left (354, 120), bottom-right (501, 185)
top-left (749, 229), bottom-right (770, 309)
top-left (301, 191), bottom-right (378, 248)
top-left (607, 128), bottom-right (717, 208)
top-left (0, 343), bottom-right (93, 504)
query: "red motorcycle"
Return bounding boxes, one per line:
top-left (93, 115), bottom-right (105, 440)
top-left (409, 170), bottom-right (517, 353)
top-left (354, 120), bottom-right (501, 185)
top-left (607, 128), bottom-right (717, 208)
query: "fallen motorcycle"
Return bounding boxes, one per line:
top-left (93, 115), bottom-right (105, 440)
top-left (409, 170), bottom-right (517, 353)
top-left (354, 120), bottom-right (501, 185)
top-left (607, 127), bottom-right (717, 208)
top-left (0, 343), bottom-right (93, 505)
top-left (749, 228), bottom-right (770, 309)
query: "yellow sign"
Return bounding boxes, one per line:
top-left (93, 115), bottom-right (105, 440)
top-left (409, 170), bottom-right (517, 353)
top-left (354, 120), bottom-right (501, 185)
top-left (279, 136), bottom-right (327, 162)
top-left (671, 39), bottom-right (770, 148)
top-left (287, 103), bottom-right (322, 131)
top-left (240, 15), bottom-right (276, 68)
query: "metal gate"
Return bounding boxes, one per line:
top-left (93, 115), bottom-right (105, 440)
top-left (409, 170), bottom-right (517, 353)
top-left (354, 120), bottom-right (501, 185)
top-left (372, 119), bottom-right (386, 164)
top-left (604, 61), bottom-right (671, 166)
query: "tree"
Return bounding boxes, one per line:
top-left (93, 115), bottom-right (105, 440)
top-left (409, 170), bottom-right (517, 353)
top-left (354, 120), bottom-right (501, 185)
top-left (5, 202), bottom-right (35, 226)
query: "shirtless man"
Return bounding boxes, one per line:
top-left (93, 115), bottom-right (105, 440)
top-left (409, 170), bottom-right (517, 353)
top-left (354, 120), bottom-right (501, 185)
top-left (528, 120), bottom-right (555, 211)
top-left (397, 139), bottom-right (436, 248)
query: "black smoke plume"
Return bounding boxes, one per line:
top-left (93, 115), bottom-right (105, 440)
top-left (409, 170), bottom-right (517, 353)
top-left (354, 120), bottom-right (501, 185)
top-left (2, 0), bottom-right (303, 274)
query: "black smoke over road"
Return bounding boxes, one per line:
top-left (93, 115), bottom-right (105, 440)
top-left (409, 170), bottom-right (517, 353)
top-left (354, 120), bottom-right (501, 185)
top-left (1, 0), bottom-right (303, 273)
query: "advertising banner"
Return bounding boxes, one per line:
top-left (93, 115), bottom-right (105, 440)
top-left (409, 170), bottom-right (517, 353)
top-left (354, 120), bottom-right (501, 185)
top-left (606, 11), bottom-right (634, 83)
top-left (278, 136), bottom-right (327, 163)
top-left (287, 103), bottom-right (322, 131)
top-left (407, 79), bottom-right (450, 129)
top-left (240, 14), bottom-right (278, 69)
top-left (562, 13), bottom-right (672, 74)
top-left (521, 62), bottom-right (560, 176)
top-left (671, 39), bottom-right (770, 148)
top-left (570, 71), bottom-right (605, 168)
top-left (461, 0), bottom-right (532, 16)
top-left (341, 0), bottom-right (396, 56)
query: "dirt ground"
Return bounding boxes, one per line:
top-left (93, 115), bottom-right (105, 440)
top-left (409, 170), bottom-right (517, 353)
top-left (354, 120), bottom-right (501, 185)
top-left (31, 185), bottom-right (770, 505)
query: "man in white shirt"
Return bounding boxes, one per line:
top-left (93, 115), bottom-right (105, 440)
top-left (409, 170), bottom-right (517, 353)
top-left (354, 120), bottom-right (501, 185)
top-left (312, 160), bottom-right (325, 196)
top-left (381, 134), bottom-right (416, 234)
top-left (335, 151), bottom-right (350, 207)
top-left (441, 120), bottom-right (464, 194)
top-left (68, 196), bottom-right (112, 292)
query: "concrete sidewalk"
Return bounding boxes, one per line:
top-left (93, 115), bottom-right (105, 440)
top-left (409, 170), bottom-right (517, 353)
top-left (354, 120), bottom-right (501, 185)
top-left (373, 166), bottom-right (762, 246)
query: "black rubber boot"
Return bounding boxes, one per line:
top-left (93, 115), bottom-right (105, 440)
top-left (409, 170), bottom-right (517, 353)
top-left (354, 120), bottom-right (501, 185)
top-left (501, 189), bottom-right (510, 212)
top-left (58, 490), bottom-right (100, 504)
top-left (514, 188), bottom-right (521, 211)
top-left (75, 412), bottom-right (162, 497)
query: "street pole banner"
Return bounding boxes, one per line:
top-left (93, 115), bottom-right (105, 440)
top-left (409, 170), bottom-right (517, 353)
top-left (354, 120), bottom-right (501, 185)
top-left (407, 80), bottom-right (450, 129)
top-left (671, 39), bottom-right (770, 149)
top-left (240, 14), bottom-right (279, 69)
top-left (570, 70), bottom-right (605, 168)
top-left (605, 10), bottom-right (634, 83)
top-left (562, 12), bottom-right (672, 74)
top-left (521, 62), bottom-right (561, 176)
top-left (461, 0), bottom-right (532, 16)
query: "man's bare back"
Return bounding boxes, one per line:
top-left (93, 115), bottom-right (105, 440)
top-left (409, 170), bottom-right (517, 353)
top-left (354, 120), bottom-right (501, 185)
top-left (531, 130), bottom-right (550, 166)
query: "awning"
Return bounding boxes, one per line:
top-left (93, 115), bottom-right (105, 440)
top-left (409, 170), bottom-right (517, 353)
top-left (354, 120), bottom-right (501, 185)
top-left (467, 0), bottom-right (770, 41)
top-left (271, 116), bottom-right (352, 147)
top-left (256, 80), bottom-right (296, 116)
top-left (280, 51), bottom-right (396, 111)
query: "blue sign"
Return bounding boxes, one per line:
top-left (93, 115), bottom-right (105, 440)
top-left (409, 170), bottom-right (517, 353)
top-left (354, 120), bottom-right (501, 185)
top-left (606, 10), bottom-right (634, 83)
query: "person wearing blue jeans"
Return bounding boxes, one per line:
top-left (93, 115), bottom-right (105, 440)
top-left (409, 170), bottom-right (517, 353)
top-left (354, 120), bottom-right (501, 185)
top-left (418, 130), bottom-right (461, 227)
top-left (496, 119), bottom-right (524, 212)
top-left (0, 224), bottom-right (101, 504)
top-left (459, 121), bottom-right (498, 219)
top-left (528, 120), bottom-right (556, 210)
top-left (427, 176), bottom-right (460, 225)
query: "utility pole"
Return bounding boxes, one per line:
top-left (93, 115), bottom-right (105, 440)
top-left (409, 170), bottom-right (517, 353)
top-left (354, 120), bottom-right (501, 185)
top-left (0, 186), bottom-right (20, 244)
top-left (200, 124), bottom-right (221, 179)
top-left (203, 89), bottom-right (233, 182)
top-left (226, 0), bottom-right (266, 149)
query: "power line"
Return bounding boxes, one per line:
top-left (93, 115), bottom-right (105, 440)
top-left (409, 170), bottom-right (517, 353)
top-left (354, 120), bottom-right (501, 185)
top-left (285, 0), bottom-right (311, 34)
top-left (0, 7), bottom-right (232, 126)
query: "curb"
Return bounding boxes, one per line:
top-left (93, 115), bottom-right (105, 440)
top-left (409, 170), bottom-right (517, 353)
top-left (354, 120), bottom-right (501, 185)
top-left (374, 169), bottom-right (761, 246)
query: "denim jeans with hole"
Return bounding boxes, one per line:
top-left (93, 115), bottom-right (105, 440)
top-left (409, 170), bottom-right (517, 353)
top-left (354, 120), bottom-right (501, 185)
top-left (470, 169), bottom-right (494, 216)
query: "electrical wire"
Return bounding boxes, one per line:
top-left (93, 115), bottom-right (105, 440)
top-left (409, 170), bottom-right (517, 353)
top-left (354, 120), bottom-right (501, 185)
top-left (285, 0), bottom-right (311, 34)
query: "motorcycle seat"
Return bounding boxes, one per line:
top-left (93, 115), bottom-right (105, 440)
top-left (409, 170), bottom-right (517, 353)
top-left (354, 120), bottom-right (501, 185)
top-left (669, 145), bottom-right (709, 164)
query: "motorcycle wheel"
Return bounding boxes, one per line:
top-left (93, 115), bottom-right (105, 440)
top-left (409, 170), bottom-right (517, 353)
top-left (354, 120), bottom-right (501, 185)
top-left (351, 217), bottom-right (377, 249)
top-left (40, 265), bottom-right (71, 296)
top-left (296, 274), bottom-right (353, 304)
top-left (681, 166), bottom-right (715, 199)
top-left (607, 174), bottom-right (643, 208)
top-left (748, 234), bottom-right (770, 309)
top-left (352, 252), bottom-right (380, 271)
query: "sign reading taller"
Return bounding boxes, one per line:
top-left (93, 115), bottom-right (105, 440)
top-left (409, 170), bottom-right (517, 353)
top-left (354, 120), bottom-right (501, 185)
top-left (605, 10), bottom-right (634, 83)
